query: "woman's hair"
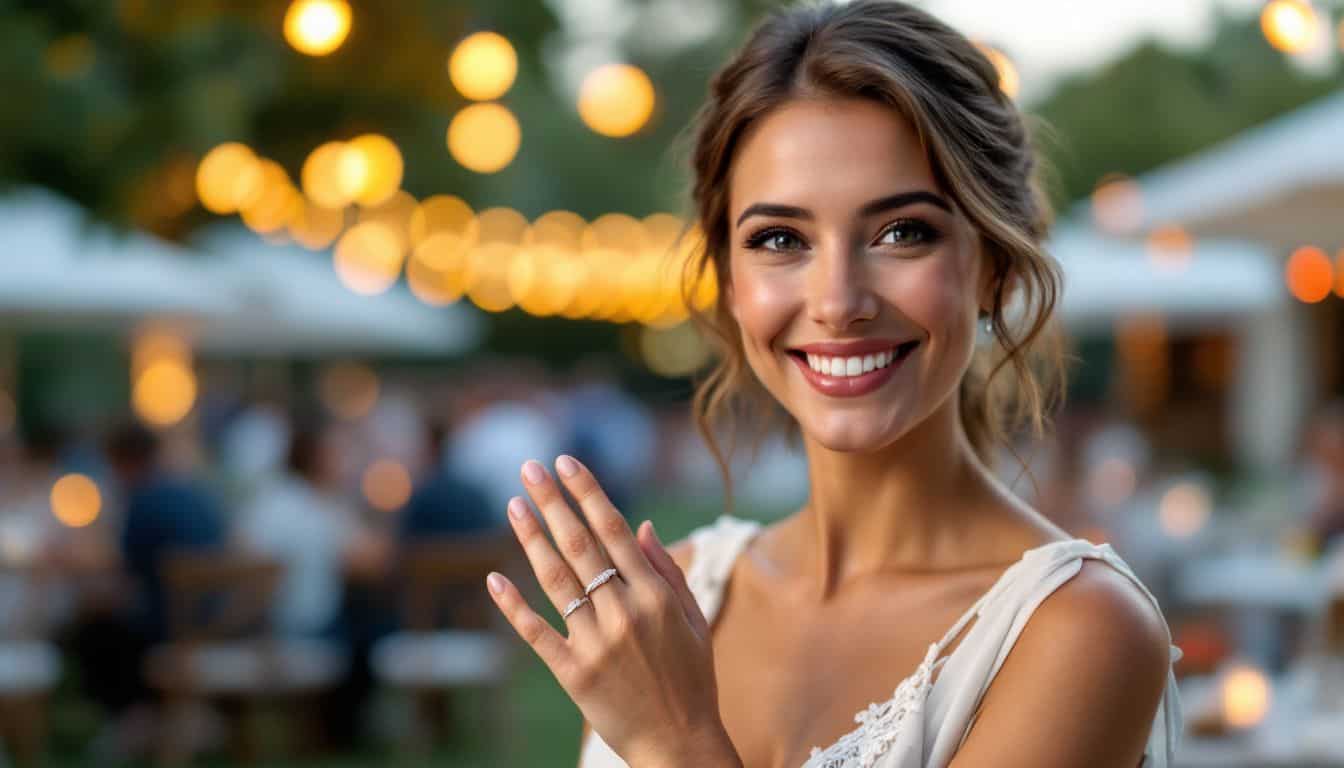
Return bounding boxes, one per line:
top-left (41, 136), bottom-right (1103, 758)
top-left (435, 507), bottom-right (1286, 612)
top-left (681, 0), bottom-right (1066, 502)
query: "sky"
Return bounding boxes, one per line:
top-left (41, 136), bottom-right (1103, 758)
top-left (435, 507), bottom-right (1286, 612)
top-left (920, 0), bottom-right (1267, 100)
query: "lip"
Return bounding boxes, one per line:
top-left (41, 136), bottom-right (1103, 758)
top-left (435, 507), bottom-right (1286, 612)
top-left (788, 341), bottom-right (919, 398)
top-left (791, 338), bottom-right (906, 357)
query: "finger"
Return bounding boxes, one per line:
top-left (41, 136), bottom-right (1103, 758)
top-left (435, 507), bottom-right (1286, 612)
top-left (505, 495), bottom-right (598, 634)
top-left (553, 455), bottom-right (659, 588)
top-left (521, 460), bottom-right (626, 609)
top-left (638, 520), bottom-right (711, 640)
top-left (486, 570), bottom-right (571, 672)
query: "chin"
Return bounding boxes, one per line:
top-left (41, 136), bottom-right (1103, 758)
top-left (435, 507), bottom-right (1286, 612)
top-left (800, 411), bottom-right (910, 454)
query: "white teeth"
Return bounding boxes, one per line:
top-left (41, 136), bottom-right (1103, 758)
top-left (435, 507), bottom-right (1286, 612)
top-left (805, 349), bottom-right (899, 377)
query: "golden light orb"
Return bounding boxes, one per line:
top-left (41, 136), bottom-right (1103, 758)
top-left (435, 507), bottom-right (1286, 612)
top-left (133, 359), bottom-right (198, 427)
top-left (239, 160), bottom-right (301, 234)
top-left (410, 195), bottom-right (477, 247)
top-left (334, 221), bottom-right (405, 296)
top-left (357, 189), bottom-right (417, 254)
top-left (288, 199), bottom-right (346, 250)
top-left (1221, 663), bottom-right (1272, 729)
top-left (475, 207), bottom-right (529, 245)
top-left (196, 142), bottom-right (263, 215)
top-left (1146, 225), bottom-right (1194, 272)
top-left (408, 232), bottom-right (472, 306)
top-left (582, 213), bottom-right (647, 255)
top-left (975, 43), bottom-right (1020, 99)
top-left (50, 474), bottom-right (102, 528)
top-left (640, 322), bottom-right (712, 377)
top-left (577, 64), bottom-right (656, 138)
top-left (525, 210), bottom-right (587, 252)
top-left (1335, 249), bottom-right (1344, 298)
top-left (340, 134), bottom-right (403, 207)
top-left (362, 459), bottom-right (412, 512)
top-left (284, 0), bottom-right (352, 57)
top-left (448, 31), bottom-right (518, 101)
top-left (465, 242), bottom-right (518, 312)
top-left (319, 362), bottom-right (380, 421)
top-left (1285, 245), bottom-right (1333, 304)
top-left (302, 141), bottom-right (357, 209)
top-left (447, 103), bottom-right (521, 174)
top-left (1159, 482), bottom-right (1211, 539)
top-left (1261, 0), bottom-right (1319, 54)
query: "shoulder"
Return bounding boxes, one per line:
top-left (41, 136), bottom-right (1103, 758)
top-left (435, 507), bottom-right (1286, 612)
top-left (950, 555), bottom-right (1173, 767)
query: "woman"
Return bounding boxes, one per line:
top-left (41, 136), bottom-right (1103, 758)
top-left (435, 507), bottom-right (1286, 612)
top-left (485, 1), bottom-right (1183, 766)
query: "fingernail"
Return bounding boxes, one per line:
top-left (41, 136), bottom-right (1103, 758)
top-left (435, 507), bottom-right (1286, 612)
top-left (508, 497), bottom-right (528, 522)
top-left (487, 572), bottom-right (506, 595)
top-left (522, 460), bottom-right (545, 485)
top-left (556, 455), bottom-right (579, 478)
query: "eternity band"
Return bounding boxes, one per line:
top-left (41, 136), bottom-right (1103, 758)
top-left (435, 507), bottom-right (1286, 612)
top-left (561, 595), bottom-right (590, 619)
top-left (585, 567), bottom-right (620, 595)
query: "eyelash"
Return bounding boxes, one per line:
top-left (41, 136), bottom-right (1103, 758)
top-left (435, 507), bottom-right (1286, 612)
top-left (741, 219), bottom-right (942, 252)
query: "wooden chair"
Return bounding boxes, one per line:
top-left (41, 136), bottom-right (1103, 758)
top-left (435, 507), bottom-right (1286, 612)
top-left (0, 561), bottom-right (61, 767)
top-left (370, 531), bottom-right (522, 759)
top-left (144, 552), bottom-right (346, 765)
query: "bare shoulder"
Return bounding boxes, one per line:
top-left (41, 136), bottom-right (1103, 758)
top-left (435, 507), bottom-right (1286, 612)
top-left (948, 558), bottom-right (1173, 768)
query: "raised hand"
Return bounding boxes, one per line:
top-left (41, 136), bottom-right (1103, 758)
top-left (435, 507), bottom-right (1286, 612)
top-left (484, 454), bottom-right (742, 768)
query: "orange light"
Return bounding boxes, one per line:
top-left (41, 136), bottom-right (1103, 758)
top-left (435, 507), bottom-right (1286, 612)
top-left (578, 64), bottom-right (656, 138)
top-left (196, 143), bottom-right (263, 215)
top-left (362, 459), bottom-right (412, 512)
top-left (319, 362), bottom-right (379, 421)
top-left (974, 43), bottom-right (1020, 100)
top-left (408, 232), bottom-right (472, 306)
top-left (239, 160), bottom-right (301, 234)
top-left (283, 0), bottom-right (352, 57)
top-left (133, 359), bottom-right (198, 427)
top-left (340, 134), bottom-right (403, 206)
top-left (51, 474), bottom-right (101, 528)
top-left (447, 103), bottom-right (521, 174)
top-left (448, 32), bottom-right (517, 101)
top-left (1146, 225), bottom-right (1194, 272)
top-left (1261, 0), bottom-right (1319, 54)
top-left (302, 141), bottom-right (357, 209)
top-left (334, 222), bottom-right (405, 296)
top-left (1335, 249), bottom-right (1344, 298)
top-left (1285, 246), bottom-right (1333, 303)
top-left (1159, 482), bottom-right (1211, 538)
top-left (1091, 175), bottom-right (1144, 235)
top-left (410, 195), bottom-right (477, 247)
top-left (288, 199), bottom-right (346, 250)
top-left (1221, 663), bottom-right (1272, 729)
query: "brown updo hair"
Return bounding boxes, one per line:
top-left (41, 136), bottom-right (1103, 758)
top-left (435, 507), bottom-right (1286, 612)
top-left (681, 0), bottom-right (1066, 501)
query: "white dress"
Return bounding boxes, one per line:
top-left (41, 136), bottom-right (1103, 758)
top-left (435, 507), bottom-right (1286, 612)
top-left (578, 515), bottom-right (1184, 768)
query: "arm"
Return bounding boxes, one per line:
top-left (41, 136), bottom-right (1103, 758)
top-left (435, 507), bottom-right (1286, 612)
top-left (576, 538), bottom-right (698, 766)
top-left (947, 560), bottom-right (1172, 768)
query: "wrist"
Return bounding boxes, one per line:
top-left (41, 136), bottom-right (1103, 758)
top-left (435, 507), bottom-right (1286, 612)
top-left (629, 726), bottom-right (741, 768)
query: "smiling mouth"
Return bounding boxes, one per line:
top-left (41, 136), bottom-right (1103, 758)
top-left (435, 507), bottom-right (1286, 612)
top-left (786, 341), bottom-right (920, 378)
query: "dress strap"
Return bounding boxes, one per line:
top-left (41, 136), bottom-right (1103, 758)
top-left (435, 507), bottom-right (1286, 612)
top-left (685, 515), bottom-right (763, 625)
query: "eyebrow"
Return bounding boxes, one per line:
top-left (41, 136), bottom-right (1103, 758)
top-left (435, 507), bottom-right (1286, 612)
top-left (734, 190), bottom-right (952, 228)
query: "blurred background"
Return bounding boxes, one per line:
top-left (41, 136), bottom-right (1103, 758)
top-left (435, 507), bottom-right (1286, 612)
top-left (0, 0), bottom-right (1342, 766)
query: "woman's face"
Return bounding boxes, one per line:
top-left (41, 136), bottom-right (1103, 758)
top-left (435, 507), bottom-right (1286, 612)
top-left (726, 98), bottom-right (990, 453)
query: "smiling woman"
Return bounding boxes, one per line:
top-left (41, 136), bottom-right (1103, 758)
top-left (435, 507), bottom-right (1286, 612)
top-left (481, 2), bottom-right (1184, 768)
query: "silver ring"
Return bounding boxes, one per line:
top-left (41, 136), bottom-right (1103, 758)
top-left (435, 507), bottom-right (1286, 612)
top-left (561, 595), bottom-right (590, 620)
top-left (584, 567), bottom-right (619, 596)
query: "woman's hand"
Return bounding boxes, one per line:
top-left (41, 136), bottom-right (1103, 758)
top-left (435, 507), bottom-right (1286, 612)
top-left (484, 455), bottom-right (741, 768)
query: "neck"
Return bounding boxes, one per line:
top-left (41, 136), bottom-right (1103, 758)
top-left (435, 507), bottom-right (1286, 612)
top-left (793, 397), bottom-right (1001, 598)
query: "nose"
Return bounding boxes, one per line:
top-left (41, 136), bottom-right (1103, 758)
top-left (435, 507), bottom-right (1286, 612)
top-left (806, 243), bottom-right (879, 331)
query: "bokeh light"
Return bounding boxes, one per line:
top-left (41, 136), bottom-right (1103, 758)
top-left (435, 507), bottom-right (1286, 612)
top-left (303, 141), bottom-right (357, 209)
top-left (334, 221), bottom-right (405, 296)
top-left (239, 160), bottom-right (301, 234)
top-left (340, 134), bottom-right (404, 206)
top-left (1285, 245), bottom-right (1333, 303)
top-left (640, 322), bottom-right (712, 377)
top-left (476, 207), bottom-right (529, 245)
top-left (196, 143), bottom-right (263, 215)
top-left (1221, 662), bottom-right (1272, 729)
top-left (284, 0), bottom-right (352, 57)
top-left (357, 189), bottom-right (417, 254)
top-left (133, 359), bottom-right (197, 427)
top-left (1087, 457), bottom-right (1137, 507)
top-left (1146, 225), bottom-right (1194, 272)
top-left (50, 474), bottom-right (101, 528)
top-left (1091, 175), bottom-right (1145, 235)
top-left (319, 362), bottom-right (380, 421)
top-left (288, 199), bottom-right (346, 250)
top-left (448, 32), bottom-right (517, 101)
top-left (410, 195), bottom-right (477, 247)
top-left (1159, 482), bottom-right (1211, 538)
top-left (447, 103), bottom-right (521, 174)
top-left (976, 43), bottom-right (1020, 99)
top-left (525, 210), bottom-right (586, 251)
top-left (1260, 0), bottom-right (1319, 54)
top-left (362, 459), bottom-right (412, 512)
top-left (1335, 249), bottom-right (1344, 298)
top-left (408, 232), bottom-right (472, 306)
top-left (577, 64), bottom-right (656, 138)
top-left (465, 242), bottom-right (519, 312)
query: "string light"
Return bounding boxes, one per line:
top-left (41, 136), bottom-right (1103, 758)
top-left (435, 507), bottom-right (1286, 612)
top-left (578, 64), bottom-right (656, 138)
top-left (284, 0), bottom-right (352, 57)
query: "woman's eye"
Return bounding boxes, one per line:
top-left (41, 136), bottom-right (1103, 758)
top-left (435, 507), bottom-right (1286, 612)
top-left (876, 221), bottom-right (937, 247)
top-left (746, 229), bottom-right (805, 252)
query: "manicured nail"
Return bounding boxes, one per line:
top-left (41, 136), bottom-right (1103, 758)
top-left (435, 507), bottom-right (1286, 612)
top-left (508, 497), bottom-right (528, 521)
top-left (522, 460), bottom-right (545, 485)
top-left (487, 572), bottom-right (506, 595)
top-left (556, 455), bottom-right (579, 478)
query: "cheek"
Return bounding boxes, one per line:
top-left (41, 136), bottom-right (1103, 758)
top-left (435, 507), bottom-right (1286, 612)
top-left (729, 263), bottom-right (798, 355)
top-left (883, 254), bottom-right (978, 344)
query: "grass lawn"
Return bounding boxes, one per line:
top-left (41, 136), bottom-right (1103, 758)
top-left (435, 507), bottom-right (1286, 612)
top-left (34, 495), bottom-right (785, 768)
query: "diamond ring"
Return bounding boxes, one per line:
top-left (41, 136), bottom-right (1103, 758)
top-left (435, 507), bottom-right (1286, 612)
top-left (584, 567), bottom-right (619, 596)
top-left (561, 595), bottom-right (590, 620)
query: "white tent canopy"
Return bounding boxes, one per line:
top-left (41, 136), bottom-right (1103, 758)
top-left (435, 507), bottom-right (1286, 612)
top-left (0, 187), bottom-right (233, 326)
top-left (1092, 89), bottom-right (1344, 249)
top-left (191, 225), bottom-right (482, 358)
top-left (1049, 227), bottom-right (1285, 333)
